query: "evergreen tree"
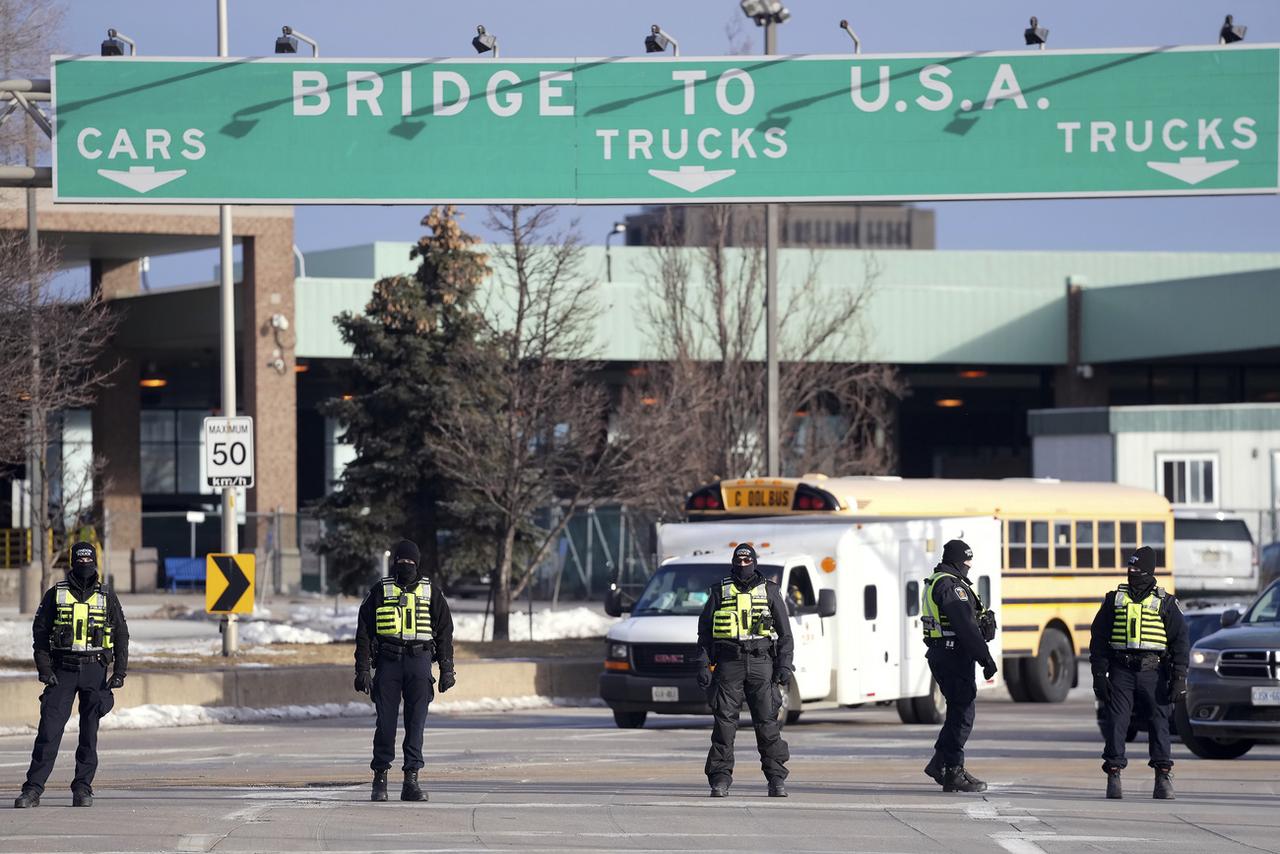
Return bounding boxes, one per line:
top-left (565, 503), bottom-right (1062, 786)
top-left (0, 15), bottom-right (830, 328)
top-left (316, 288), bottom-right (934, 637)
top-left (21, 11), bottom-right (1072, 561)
top-left (315, 207), bottom-right (490, 594)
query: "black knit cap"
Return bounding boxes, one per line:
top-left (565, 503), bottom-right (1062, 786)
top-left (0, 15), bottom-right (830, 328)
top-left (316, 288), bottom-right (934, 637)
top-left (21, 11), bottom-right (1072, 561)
top-left (392, 539), bottom-right (420, 567)
top-left (71, 541), bottom-right (97, 568)
top-left (942, 539), bottom-right (973, 566)
top-left (1127, 546), bottom-right (1156, 575)
top-left (732, 543), bottom-right (757, 565)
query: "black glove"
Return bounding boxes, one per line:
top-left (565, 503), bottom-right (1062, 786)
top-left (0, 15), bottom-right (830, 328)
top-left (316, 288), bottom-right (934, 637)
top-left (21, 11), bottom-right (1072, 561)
top-left (438, 670), bottom-right (456, 693)
top-left (774, 666), bottom-right (793, 687)
top-left (107, 672), bottom-right (126, 690)
top-left (1093, 673), bottom-right (1110, 704)
top-left (982, 659), bottom-right (998, 681)
top-left (353, 671), bottom-right (371, 695)
top-left (696, 665), bottom-right (712, 691)
top-left (38, 672), bottom-right (57, 687)
top-left (1166, 675), bottom-right (1187, 704)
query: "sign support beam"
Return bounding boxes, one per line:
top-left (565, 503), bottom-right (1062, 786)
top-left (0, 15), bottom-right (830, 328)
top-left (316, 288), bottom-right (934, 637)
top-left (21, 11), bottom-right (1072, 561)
top-left (764, 20), bottom-right (780, 478)
top-left (216, 0), bottom-right (238, 658)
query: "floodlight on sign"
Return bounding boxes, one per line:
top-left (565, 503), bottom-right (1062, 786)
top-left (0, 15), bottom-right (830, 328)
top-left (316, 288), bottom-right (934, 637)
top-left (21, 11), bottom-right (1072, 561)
top-left (473, 25), bottom-right (498, 56)
top-left (839, 19), bottom-right (861, 54)
top-left (1220, 14), bottom-right (1246, 44)
top-left (100, 28), bottom-right (136, 57)
top-left (1024, 16), bottom-right (1048, 49)
top-left (741, 0), bottom-right (789, 26)
top-left (276, 26), bottom-right (319, 56)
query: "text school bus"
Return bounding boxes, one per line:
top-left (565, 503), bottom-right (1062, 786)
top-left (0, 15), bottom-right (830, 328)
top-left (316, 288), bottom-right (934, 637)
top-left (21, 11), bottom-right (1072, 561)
top-left (685, 476), bottom-right (1174, 703)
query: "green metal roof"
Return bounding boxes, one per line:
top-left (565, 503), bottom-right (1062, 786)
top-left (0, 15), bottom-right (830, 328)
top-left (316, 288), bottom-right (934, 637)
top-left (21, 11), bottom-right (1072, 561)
top-left (1030, 404), bottom-right (1280, 436)
top-left (294, 245), bottom-right (1280, 364)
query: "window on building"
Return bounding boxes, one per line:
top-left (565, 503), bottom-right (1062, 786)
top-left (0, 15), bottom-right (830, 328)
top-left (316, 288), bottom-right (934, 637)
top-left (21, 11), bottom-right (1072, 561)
top-left (1157, 453), bottom-right (1218, 508)
top-left (1007, 520), bottom-right (1027, 569)
top-left (1076, 521), bottom-right (1095, 569)
top-left (140, 410), bottom-right (208, 495)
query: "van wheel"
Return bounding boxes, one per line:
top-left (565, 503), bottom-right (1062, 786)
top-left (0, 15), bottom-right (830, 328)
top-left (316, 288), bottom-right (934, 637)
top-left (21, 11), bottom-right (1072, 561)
top-left (1004, 657), bottom-right (1033, 703)
top-left (612, 710), bottom-right (647, 729)
top-left (896, 697), bottom-right (920, 724)
top-left (1174, 700), bottom-right (1254, 759)
top-left (1024, 628), bottom-right (1074, 703)
top-left (912, 678), bottom-right (947, 726)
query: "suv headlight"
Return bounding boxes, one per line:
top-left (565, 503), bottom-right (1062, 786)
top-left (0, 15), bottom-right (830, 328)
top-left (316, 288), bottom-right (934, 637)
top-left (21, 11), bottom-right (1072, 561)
top-left (1190, 648), bottom-right (1220, 669)
top-left (607, 642), bottom-right (629, 660)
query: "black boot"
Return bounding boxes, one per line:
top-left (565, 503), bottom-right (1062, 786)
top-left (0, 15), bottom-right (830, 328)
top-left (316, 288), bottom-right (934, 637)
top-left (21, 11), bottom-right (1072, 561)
top-left (767, 780), bottom-right (788, 798)
top-left (401, 769), bottom-right (426, 802)
top-left (370, 770), bottom-right (388, 802)
top-left (1106, 769), bottom-right (1122, 799)
top-left (709, 776), bottom-right (730, 798)
top-left (12, 788), bottom-right (39, 809)
top-left (924, 753), bottom-right (944, 785)
top-left (942, 766), bottom-right (987, 793)
top-left (1153, 768), bottom-right (1174, 800)
top-left (71, 788), bottom-right (93, 808)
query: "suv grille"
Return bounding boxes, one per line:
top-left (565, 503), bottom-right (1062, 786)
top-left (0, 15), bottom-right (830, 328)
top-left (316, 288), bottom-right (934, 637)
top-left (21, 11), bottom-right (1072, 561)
top-left (1217, 649), bottom-right (1280, 680)
top-left (632, 644), bottom-right (702, 676)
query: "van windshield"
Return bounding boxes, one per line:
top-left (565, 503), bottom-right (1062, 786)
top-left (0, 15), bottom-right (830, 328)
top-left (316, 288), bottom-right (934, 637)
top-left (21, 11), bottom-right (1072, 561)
top-left (633, 563), bottom-right (782, 616)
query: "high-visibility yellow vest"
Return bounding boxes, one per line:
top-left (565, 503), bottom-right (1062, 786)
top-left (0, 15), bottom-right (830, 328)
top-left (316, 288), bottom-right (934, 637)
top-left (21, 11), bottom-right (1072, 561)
top-left (52, 582), bottom-right (113, 653)
top-left (375, 577), bottom-right (433, 642)
top-left (711, 578), bottom-right (775, 642)
top-left (921, 570), bottom-right (980, 641)
top-left (1110, 585), bottom-right (1167, 651)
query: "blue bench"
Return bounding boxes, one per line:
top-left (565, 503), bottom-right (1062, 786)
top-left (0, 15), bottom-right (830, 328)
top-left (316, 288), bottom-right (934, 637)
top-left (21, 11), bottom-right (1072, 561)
top-left (163, 557), bottom-right (206, 592)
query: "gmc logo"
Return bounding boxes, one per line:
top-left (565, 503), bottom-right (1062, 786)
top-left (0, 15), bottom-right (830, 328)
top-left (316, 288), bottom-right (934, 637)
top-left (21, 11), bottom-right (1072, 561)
top-left (654, 654), bottom-right (684, 664)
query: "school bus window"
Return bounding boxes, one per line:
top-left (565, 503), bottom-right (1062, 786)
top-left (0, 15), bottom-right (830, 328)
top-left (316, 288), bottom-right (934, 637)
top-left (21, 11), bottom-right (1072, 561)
top-left (1006, 520), bottom-right (1028, 569)
top-left (1053, 521), bottom-right (1071, 569)
top-left (1141, 521), bottom-right (1167, 567)
top-left (1031, 521), bottom-right (1050, 569)
top-left (978, 575), bottom-right (991, 605)
top-left (1120, 521), bottom-right (1138, 559)
top-left (1097, 520), bottom-right (1117, 568)
top-left (1076, 521), bottom-right (1095, 569)
top-left (905, 581), bottom-right (920, 617)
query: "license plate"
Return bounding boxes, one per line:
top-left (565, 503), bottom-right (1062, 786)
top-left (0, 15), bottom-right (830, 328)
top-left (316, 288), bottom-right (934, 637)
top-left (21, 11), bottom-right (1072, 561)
top-left (652, 686), bottom-right (679, 702)
top-left (1251, 687), bottom-right (1280, 706)
top-left (726, 487), bottom-right (793, 512)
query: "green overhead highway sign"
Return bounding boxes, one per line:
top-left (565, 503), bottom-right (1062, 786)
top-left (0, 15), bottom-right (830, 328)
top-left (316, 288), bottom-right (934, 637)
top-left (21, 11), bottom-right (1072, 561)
top-left (51, 46), bottom-right (1279, 204)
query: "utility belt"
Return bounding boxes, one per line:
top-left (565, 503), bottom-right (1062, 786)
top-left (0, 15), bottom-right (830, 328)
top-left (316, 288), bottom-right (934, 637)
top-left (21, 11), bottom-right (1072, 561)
top-left (376, 640), bottom-right (434, 662)
top-left (1111, 650), bottom-right (1163, 672)
top-left (52, 652), bottom-right (109, 671)
top-left (924, 637), bottom-right (962, 651)
top-left (712, 639), bottom-right (774, 661)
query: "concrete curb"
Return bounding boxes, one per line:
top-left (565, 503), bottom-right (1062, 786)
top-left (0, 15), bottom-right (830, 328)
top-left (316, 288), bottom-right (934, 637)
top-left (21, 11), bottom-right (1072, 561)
top-left (0, 658), bottom-right (601, 728)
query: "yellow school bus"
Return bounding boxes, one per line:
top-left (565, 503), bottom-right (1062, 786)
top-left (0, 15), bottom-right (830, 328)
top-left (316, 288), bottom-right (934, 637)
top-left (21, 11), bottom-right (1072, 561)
top-left (685, 476), bottom-right (1174, 703)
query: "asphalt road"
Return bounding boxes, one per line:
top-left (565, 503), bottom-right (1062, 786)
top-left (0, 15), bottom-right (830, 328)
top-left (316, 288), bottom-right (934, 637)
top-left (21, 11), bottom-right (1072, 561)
top-left (1, 693), bottom-right (1277, 854)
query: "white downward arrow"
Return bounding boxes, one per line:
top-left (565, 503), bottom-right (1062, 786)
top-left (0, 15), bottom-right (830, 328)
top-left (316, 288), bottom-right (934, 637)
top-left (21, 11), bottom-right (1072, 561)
top-left (648, 165), bottom-right (737, 193)
top-left (97, 166), bottom-right (188, 194)
top-left (1146, 156), bottom-right (1239, 186)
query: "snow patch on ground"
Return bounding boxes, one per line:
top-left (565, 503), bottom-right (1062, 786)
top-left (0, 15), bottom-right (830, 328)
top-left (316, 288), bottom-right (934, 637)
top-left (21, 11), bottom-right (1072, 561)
top-left (453, 607), bottom-right (616, 642)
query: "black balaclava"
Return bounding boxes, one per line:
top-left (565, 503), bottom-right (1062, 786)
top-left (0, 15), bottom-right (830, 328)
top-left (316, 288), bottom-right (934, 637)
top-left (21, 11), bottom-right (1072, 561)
top-left (68, 541), bottom-right (98, 590)
top-left (392, 539), bottom-right (421, 588)
top-left (731, 543), bottom-right (759, 586)
top-left (1126, 546), bottom-right (1157, 599)
top-left (941, 539), bottom-right (973, 578)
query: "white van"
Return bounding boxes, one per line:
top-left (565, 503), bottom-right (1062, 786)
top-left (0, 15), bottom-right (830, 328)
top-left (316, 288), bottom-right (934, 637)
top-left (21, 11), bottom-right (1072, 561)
top-left (599, 515), bottom-right (1002, 728)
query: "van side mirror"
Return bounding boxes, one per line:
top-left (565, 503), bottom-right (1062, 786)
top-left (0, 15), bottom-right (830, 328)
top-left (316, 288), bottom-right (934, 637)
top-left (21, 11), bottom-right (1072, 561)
top-left (1221, 609), bottom-right (1241, 628)
top-left (604, 587), bottom-right (631, 618)
top-left (817, 589), bottom-right (837, 619)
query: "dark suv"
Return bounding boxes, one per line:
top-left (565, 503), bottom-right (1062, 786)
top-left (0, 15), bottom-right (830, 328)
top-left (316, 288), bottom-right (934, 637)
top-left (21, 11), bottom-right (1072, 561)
top-left (1177, 579), bottom-right (1280, 758)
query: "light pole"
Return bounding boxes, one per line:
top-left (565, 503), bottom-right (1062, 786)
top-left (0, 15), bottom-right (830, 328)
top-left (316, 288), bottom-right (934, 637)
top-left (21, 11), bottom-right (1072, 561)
top-left (839, 19), bottom-right (861, 54)
top-left (742, 0), bottom-right (789, 476)
top-left (216, 0), bottom-right (238, 657)
top-left (1219, 15), bottom-right (1247, 44)
top-left (605, 222), bottom-right (625, 282)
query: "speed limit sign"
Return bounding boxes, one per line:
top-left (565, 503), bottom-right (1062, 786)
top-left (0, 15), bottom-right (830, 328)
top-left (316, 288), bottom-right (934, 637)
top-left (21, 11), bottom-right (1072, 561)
top-left (203, 416), bottom-right (255, 488)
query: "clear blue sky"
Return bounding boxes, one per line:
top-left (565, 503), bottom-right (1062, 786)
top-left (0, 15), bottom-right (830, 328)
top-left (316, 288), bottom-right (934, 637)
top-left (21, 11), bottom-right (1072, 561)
top-left (58, 0), bottom-right (1280, 286)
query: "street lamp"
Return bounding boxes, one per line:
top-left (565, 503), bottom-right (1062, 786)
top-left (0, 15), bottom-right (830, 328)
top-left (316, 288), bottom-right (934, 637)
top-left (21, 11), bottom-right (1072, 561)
top-left (741, 0), bottom-right (790, 26)
top-left (839, 19), bottom-right (861, 54)
top-left (1220, 14), bottom-right (1247, 44)
top-left (1024, 16), bottom-right (1048, 49)
top-left (645, 24), bottom-right (679, 56)
top-left (473, 25), bottom-right (498, 57)
top-left (275, 25), bottom-right (319, 56)
top-left (605, 222), bottom-right (626, 282)
top-left (100, 28), bottom-right (137, 57)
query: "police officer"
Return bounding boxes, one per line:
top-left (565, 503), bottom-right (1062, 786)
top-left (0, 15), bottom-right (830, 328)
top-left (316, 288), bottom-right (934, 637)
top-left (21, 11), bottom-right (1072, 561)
top-left (1089, 546), bottom-right (1189, 800)
top-left (14, 542), bottom-right (128, 809)
top-left (354, 539), bottom-right (455, 802)
top-left (696, 543), bottom-right (793, 798)
top-left (920, 539), bottom-right (998, 793)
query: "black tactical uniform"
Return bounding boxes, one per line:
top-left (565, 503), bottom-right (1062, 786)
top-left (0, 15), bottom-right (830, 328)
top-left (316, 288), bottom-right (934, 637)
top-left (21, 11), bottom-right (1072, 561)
top-left (15, 542), bottom-right (128, 809)
top-left (696, 544), bottom-right (794, 798)
top-left (920, 539), bottom-right (998, 793)
top-left (354, 539), bottom-right (455, 802)
top-left (1089, 546), bottom-right (1189, 800)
